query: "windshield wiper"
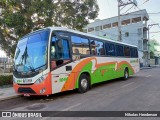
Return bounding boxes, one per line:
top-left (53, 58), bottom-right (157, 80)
top-left (30, 64), bottom-right (47, 72)
top-left (16, 45), bottom-right (35, 72)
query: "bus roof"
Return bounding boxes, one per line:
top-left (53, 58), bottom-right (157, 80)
top-left (27, 27), bottom-right (138, 48)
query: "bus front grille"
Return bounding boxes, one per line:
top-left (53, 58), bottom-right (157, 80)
top-left (18, 83), bottom-right (34, 85)
top-left (18, 87), bottom-right (36, 94)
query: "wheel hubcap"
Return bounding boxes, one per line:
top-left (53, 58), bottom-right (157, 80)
top-left (81, 78), bottom-right (88, 89)
top-left (125, 71), bottom-right (128, 78)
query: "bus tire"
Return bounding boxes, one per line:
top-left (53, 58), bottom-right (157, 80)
top-left (123, 68), bottom-right (129, 80)
top-left (77, 74), bottom-right (89, 93)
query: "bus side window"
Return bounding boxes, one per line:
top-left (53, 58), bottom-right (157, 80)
top-left (86, 50), bottom-right (90, 55)
top-left (116, 45), bottom-right (124, 57)
top-left (74, 48), bottom-right (80, 54)
top-left (50, 35), bottom-right (71, 69)
top-left (105, 42), bottom-right (116, 56)
top-left (124, 46), bottom-right (130, 57)
top-left (51, 36), bottom-right (57, 69)
top-left (71, 36), bottom-right (90, 55)
top-left (91, 40), bottom-right (105, 56)
top-left (72, 48), bottom-right (80, 60)
top-left (92, 50), bottom-right (96, 55)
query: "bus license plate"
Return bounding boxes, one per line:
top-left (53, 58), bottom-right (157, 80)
top-left (24, 94), bottom-right (30, 97)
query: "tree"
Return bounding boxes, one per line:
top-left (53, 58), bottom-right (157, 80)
top-left (0, 0), bottom-right (99, 57)
top-left (149, 39), bottom-right (160, 58)
top-left (150, 51), bottom-right (155, 59)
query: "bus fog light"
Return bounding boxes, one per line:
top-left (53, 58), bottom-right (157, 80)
top-left (35, 76), bottom-right (45, 84)
top-left (40, 88), bottom-right (46, 94)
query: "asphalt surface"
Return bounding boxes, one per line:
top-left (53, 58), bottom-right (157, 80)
top-left (0, 67), bottom-right (160, 120)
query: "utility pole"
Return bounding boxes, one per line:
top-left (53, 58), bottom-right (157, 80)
top-left (118, 1), bottom-right (121, 42)
top-left (117, 0), bottom-right (137, 41)
top-left (148, 23), bottom-right (159, 67)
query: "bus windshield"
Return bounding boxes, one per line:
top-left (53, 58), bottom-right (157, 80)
top-left (14, 30), bottom-right (50, 73)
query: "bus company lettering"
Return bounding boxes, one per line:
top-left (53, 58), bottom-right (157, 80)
top-left (59, 77), bottom-right (68, 82)
top-left (130, 59), bottom-right (138, 63)
top-left (17, 80), bottom-right (22, 83)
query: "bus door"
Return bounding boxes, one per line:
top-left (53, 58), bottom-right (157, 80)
top-left (50, 35), bottom-right (73, 93)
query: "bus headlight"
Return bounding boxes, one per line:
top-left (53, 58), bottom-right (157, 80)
top-left (35, 76), bottom-right (45, 84)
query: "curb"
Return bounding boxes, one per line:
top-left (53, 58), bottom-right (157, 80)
top-left (140, 67), bottom-right (152, 70)
top-left (140, 65), bottom-right (160, 70)
top-left (0, 95), bottom-right (21, 102)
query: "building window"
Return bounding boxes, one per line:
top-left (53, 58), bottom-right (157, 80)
top-left (103, 24), bottom-right (111, 29)
top-left (83, 29), bottom-right (87, 33)
top-left (122, 19), bottom-right (130, 25)
top-left (138, 28), bottom-right (142, 35)
top-left (95, 26), bottom-right (100, 31)
top-left (112, 22), bottom-right (118, 27)
top-left (138, 40), bottom-right (142, 50)
top-left (88, 27), bottom-right (94, 32)
top-left (143, 16), bottom-right (148, 21)
top-left (100, 25), bottom-right (102, 30)
top-left (125, 32), bottom-right (129, 37)
top-left (90, 40), bottom-right (105, 55)
top-left (132, 17), bottom-right (141, 23)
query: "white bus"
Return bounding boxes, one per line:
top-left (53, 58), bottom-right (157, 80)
top-left (13, 27), bottom-right (139, 96)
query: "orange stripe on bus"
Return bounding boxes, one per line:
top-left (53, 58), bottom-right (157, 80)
top-left (61, 57), bottom-right (96, 92)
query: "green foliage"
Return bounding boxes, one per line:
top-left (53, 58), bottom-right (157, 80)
top-left (149, 39), bottom-right (160, 57)
top-left (0, 75), bottom-right (13, 86)
top-left (150, 51), bottom-right (155, 59)
top-left (0, 0), bottom-right (99, 57)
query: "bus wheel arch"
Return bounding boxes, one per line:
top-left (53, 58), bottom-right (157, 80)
top-left (77, 72), bottom-right (91, 93)
top-left (123, 67), bottom-right (129, 80)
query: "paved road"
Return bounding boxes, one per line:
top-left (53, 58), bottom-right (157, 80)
top-left (0, 67), bottom-right (160, 120)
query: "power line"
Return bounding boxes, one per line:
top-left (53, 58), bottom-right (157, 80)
top-left (149, 12), bottom-right (160, 14)
top-left (150, 31), bottom-right (160, 34)
top-left (123, 12), bottom-right (160, 15)
top-left (135, 5), bottom-right (160, 31)
top-left (117, 0), bottom-right (137, 41)
top-left (150, 18), bottom-right (158, 24)
top-left (138, 0), bottom-right (149, 7)
top-left (123, 4), bottom-right (135, 14)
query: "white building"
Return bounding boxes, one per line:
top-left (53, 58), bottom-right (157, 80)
top-left (83, 9), bottom-right (149, 67)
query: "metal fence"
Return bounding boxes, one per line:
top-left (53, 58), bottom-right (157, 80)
top-left (0, 56), bottom-right (13, 74)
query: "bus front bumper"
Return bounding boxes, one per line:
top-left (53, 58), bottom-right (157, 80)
top-left (13, 74), bottom-right (52, 96)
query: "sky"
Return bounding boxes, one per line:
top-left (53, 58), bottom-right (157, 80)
top-left (0, 49), bottom-right (6, 57)
top-left (0, 0), bottom-right (160, 57)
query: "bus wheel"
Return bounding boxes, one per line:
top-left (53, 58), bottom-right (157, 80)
top-left (123, 68), bottom-right (129, 80)
top-left (77, 74), bottom-right (89, 93)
